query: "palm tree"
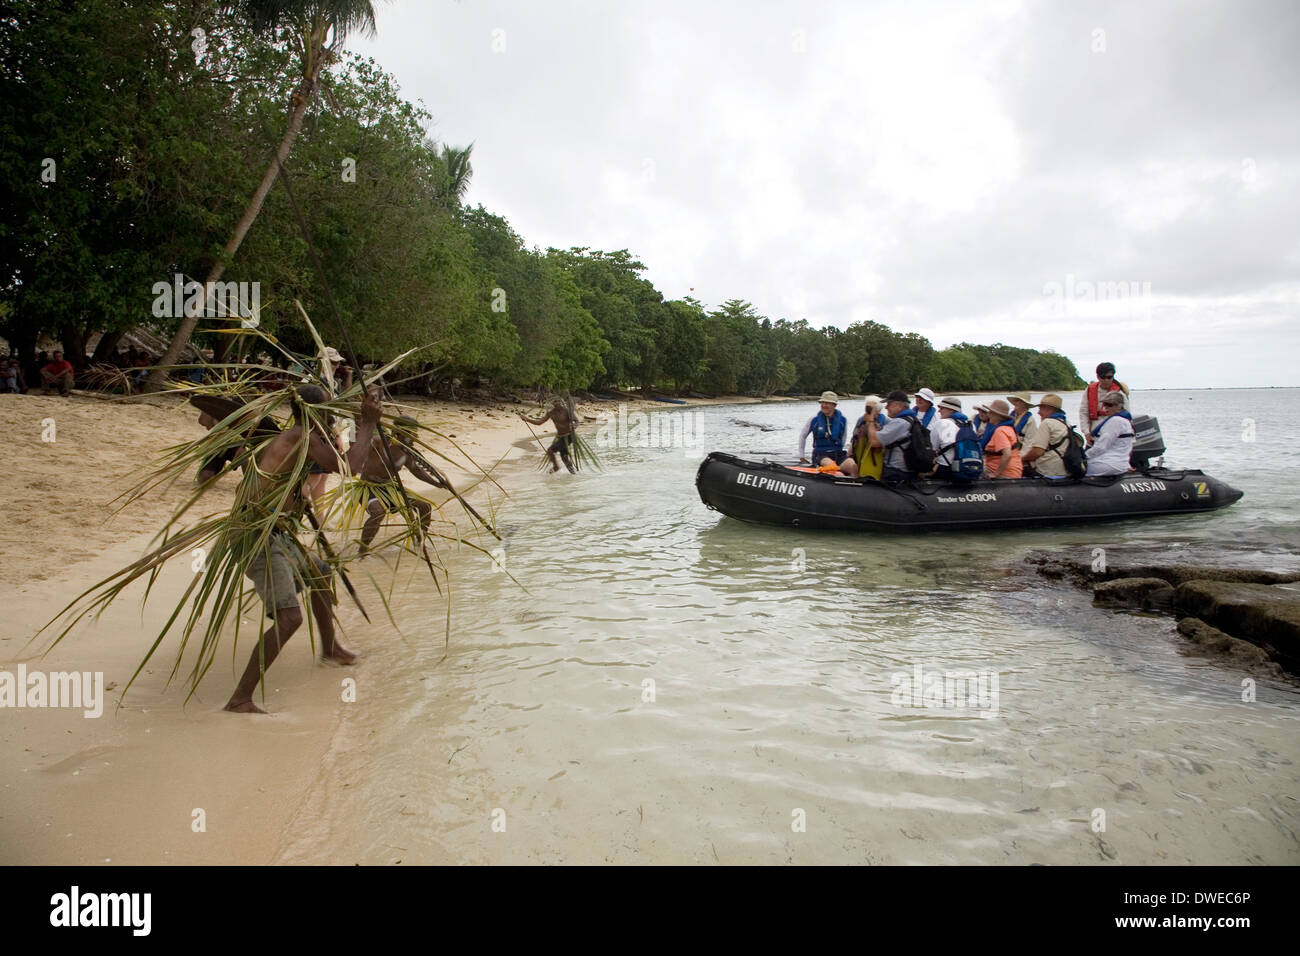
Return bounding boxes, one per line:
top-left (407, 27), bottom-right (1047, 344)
top-left (437, 142), bottom-right (474, 207)
top-left (145, 0), bottom-right (383, 391)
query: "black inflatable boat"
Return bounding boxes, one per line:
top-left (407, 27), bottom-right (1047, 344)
top-left (695, 452), bottom-right (1243, 533)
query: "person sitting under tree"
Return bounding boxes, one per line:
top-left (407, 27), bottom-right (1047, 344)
top-left (40, 350), bottom-right (75, 396)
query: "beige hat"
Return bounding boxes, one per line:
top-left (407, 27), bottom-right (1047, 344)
top-left (1100, 390), bottom-right (1126, 407)
top-left (819, 391), bottom-right (839, 404)
top-left (938, 396), bottom-right (962, 412)
top-left (1007, 391), bottom-right (1032, 406)
top-left (322, 346), bottom-right (344, 363)
top-left (1037, 393), bottom-right (1063, 411)
top-left (984, 398), bottom-right (1012, 419)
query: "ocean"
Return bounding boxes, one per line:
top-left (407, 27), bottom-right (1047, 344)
top-left (277, 389), bottom-right (1300, 864)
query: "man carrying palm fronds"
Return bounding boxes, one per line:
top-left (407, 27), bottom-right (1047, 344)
top-left (225, 384), bottom-right (382, 714)
top-left (521, 398), bottom-right (577, 473)
top-left (356, 416), bottom-right (446, 556)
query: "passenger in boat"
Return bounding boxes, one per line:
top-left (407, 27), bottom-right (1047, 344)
top-left (1080, 362), bottom-right (1130, 439)
top-left (1006, 392), bottom-right (1037, 443)
top-left (798, 391), bottom-right (850, 471)
top-left (846, 394), bottom-right (885, 479)
top-left (913, 388), bottom-right (937, 428)
top-left (928, 396), bottom-right (964, 478)
top-left (976, 399), bottom-right (1023, 479)
top-left (868, 390), bottom-right (918, 482)
top-left (1084, 391), bottom-right (1134, 476)
top-left (1021, 393), bottom-right (1069, 477)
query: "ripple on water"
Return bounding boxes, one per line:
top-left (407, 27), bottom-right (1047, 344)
top-left (279, 397), bottom-right (1300, 864)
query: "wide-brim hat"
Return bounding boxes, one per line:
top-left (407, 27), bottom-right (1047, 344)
top-left (938, 397), bottom-right (962, 412)
top-left (1037, 393), bottom-right (1063, 411)
top-left (818, 390), bottom-right (839, 404)
top-left (1006, 391), bottom-right (1032, 406)
top-left (916, 387), bottom-right (936, 404)
top-left (984, 398), bottom-right (1012, 419)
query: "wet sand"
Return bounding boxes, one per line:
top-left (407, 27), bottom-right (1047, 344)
top-left (0, 389), bottom-right (764, 864)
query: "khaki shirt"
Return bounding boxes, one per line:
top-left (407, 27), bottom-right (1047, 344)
top-left (1029, 417), bottom-right (1069, 477)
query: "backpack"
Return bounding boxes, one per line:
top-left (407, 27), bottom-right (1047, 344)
top-left (900, 417), bottom-right (934, 473)
top-left (948, 420), bottom-right (984, 480)
top-left (1048, 425), bottom-right (1087, 478)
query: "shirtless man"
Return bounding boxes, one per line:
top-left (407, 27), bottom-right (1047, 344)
top-left (224, 384), bottom-right (381, 714)
top-left (357, 415), bottom-right (446, 554)
top-left (520, 399), bottom-right (576, 473)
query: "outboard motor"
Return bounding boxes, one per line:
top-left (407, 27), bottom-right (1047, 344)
top-left (1130, 414), bottom-right (1165, 471)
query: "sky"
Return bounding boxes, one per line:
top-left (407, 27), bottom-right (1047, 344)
top-left (345, 0), bottom-right (1300, 388)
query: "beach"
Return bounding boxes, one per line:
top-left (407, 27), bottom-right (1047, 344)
top-left (0, 389), bottom-right (765, 864)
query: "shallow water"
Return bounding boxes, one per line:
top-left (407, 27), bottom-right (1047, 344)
top-left (278, 389), bottom-right (1300, 864)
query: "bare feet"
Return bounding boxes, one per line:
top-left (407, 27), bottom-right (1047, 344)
top-left (223, 699), bottom-right (266, 714)
top-left (322, 643), bottom-right (358, 665)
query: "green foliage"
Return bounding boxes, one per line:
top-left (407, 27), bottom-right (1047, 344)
top-left (0, 0), bottom-right (263, 355)
top-left (0, 2), bottom-right (1087, 396)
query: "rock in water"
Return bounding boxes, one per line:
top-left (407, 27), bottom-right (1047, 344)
top-left (1174, 581), bottom-right (1300, 673)
top-left (1093, 577), bottom-right (1176, 610)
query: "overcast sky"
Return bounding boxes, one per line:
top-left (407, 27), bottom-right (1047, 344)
top-left (345, 0), bottom-right (1300, 388)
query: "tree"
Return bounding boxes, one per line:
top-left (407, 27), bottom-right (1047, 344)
top-left (436, 143), bottom-right (474, 209)
top-left (0, 0), bottom-right (259, 369)
top-left (146, 0), bottom-right (384, 390)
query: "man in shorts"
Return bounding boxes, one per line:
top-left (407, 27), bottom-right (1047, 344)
top-left (521, 398), bottom-right (577, 473)
top-left (225, 384), bottom-right (382, 714)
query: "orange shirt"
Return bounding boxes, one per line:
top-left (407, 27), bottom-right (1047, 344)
top-left (983, 424), bottom-right (1023, 478)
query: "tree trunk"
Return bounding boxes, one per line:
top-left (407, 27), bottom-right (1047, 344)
top-left (93, 329), bottom-right (125, 363)
top-left (211, 334), bottom-right (233, 363)
top-left (143, 52), bottom-right (327, 392)
top-left (60, 324), bottom-right (89, 371)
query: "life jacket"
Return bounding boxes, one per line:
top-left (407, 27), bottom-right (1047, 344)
top-left (808, 410), bottom-right (847, 459)
top-left (1090, 409), bottom-right (1133, 439)
top-left (937, 413), bottom-right (982, 480)
top-left (1013, 411), bottom-right (1033, 436)
top-left (981, 423), bottom-right (1019, 459)
top-left (849, 415), bottom-right (884, 479)
top-left (1086, 381), bottom-right (1127, 420)
top-left (916, 405), bottom-right (936, 428)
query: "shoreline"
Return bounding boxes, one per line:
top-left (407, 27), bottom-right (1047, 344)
top-left (0, 388), bottom-right (766, 864)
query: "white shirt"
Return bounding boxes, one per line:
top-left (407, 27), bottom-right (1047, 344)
top-left (1085, 414), bottom-right (1134, 476)
top-left (930, 416), bottom-right (959, 467)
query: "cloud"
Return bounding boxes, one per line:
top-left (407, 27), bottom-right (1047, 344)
top-left (347, 0), bottom-right (1300, 387)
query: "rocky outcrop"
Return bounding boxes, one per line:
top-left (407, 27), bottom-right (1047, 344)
top-left (1026, 546), bottom-right (1300, 675)
top-left (1173, 581), bottom-right (1300, 673)
top-left (1175, 617), bottom-right (1283, 674)
top-left (1026, 546), bottom-right (1300, 588)
top-left (1092, 577), bottom-right (1175, 610)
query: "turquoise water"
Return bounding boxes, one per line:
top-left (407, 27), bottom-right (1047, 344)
top-left (278, 389), bottom-right (1300, 865)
